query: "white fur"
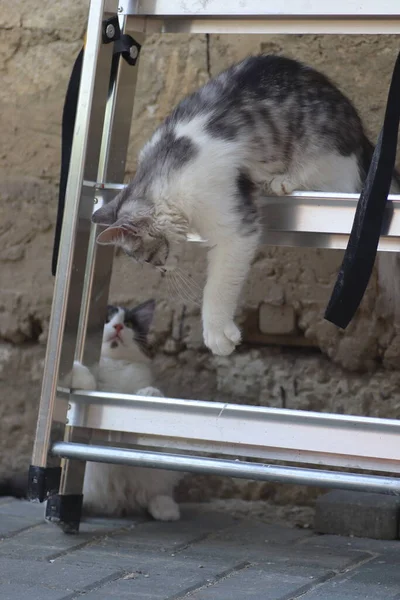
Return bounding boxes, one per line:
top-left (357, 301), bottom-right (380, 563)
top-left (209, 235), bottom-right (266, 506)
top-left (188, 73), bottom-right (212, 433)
top-left (71, 308), bottom-right (182, 521)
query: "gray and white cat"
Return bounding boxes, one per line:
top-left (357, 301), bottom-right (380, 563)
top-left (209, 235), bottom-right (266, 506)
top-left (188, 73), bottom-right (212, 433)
top-left (92, 54), bottom-right (400, 355)
top-left (71, 300), bottom-right (183, 521)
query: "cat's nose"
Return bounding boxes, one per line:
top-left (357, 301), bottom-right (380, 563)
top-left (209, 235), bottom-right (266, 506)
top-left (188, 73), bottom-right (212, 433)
top-left (114, 324), bottom-right (124, 333)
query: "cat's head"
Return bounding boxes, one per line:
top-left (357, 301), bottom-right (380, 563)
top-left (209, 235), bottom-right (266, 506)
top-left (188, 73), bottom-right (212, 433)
top-left (102, 300), bottom-right (155, 361)
top-left (92, 182), bottom-right (188, 270)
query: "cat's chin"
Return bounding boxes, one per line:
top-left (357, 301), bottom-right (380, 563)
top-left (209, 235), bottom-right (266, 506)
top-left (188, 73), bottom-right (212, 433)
top-left (101, 342), bottom-right (128, 360)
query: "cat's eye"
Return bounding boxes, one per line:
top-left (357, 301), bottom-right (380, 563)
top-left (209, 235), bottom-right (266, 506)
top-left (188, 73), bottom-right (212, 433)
top-left (124, 321), bottom-right (133, 329)
top-left (106, 306), bottom-right (118, 323)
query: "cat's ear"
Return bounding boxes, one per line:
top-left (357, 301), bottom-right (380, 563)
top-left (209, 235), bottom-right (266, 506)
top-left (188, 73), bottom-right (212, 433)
top-left (96, 216), bottom-right (153, 245)
top-left (96, 224), bottom-right (129, 246)
top-left (130, 299), bottom-right (155, 335)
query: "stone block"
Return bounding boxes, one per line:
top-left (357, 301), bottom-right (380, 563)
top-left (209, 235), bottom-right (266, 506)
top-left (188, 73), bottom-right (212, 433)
top-left (259, 303), bottom-right (296, 335)
top-left (315, 490), bottom-right (400, 540)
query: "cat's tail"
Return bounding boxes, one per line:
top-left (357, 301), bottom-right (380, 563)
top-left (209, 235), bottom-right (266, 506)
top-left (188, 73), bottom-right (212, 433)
top-left (0, 473), bottom-right (28, 499)
top-left (359, 135), bottom-right (400, 324)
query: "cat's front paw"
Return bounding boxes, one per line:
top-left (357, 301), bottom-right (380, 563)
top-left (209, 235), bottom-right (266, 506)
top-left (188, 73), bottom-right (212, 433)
top-left (148, 495), bottom-right (180, 521)
top-left (71, 361), bottom-right (96, 390)
top-left (136, 386), bottom-right (164, 397)
top-left (203, 320), bottom-right (241, 356)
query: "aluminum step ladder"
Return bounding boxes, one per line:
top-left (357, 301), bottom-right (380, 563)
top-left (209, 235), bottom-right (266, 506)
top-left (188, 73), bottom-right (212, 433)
top-left (29, 0), bottom-right (400, 532)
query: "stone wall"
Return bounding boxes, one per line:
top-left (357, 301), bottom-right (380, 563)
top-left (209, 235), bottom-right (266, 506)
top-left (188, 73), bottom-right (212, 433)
top-left (1, 1), bottom-right (399, 506)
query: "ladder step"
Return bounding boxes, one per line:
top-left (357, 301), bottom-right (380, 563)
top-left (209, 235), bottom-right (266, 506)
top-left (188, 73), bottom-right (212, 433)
top-left (66, 390), bottom-right (400, 474)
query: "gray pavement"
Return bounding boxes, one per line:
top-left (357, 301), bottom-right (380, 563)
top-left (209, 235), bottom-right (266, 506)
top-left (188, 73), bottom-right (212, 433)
top-left (0, 496), bottom-right (399, 599)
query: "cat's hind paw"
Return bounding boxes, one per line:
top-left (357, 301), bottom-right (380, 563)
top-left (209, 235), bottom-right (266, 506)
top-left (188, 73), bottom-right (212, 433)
top-left (148, 495), bottom-right (180, 521)
top-left (203, 321), bottom-right (241, 356)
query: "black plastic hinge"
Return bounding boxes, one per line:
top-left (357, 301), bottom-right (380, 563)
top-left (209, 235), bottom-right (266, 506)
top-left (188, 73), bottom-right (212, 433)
top-left (114, 34), bottom-right (141, 65)
top-left (102, 16), bottom-right (121, 44)
top-left (27, 465), bottom-right (61, 503)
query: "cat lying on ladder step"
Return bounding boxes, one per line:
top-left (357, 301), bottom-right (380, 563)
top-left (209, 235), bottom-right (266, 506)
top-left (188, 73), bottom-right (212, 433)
top-left (92, 54), bottom-right (400, 356)
top-left (0, 300), bottom-right (183, 522)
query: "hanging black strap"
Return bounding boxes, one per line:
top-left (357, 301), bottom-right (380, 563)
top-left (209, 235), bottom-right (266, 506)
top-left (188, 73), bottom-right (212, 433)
top-left (51, 47), bottom-right (84, 276)
top-left (325, 51), bottom-right (400, 328)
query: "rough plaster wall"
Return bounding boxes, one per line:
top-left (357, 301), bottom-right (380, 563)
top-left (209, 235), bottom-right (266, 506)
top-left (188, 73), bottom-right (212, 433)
top-left (1, 1), bottom-right (399, 506)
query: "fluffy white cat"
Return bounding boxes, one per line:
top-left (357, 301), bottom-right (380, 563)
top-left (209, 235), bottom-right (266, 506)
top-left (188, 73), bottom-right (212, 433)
top-left (71, 300), bottom-right (182, 521)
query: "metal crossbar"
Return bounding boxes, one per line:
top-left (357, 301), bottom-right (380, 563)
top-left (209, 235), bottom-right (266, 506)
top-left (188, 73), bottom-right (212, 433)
top-left (120, 0), bottom-right (400, 34)
top-left (30, 0), bottom-right (400, 530)
top-left (52, 442), bottom-right (400, 495)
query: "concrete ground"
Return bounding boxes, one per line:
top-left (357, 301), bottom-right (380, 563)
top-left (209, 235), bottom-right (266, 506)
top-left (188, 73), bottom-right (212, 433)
top-left (0, 497), bottom-right (399, 600)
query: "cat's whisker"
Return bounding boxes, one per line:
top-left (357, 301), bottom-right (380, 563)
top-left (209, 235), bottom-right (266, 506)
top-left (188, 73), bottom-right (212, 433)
top-left (175, 267), bottom-right (203, 292)
top-left (165, 272), bottom-right (183, 302)
top-left (168, 272), bottom-right (196, 305)
top-left (173, 270), bottom-right (202, 306)
top-left (170, 270), bottom-right (200, 305)
top-left (173, 266), bottom-right (203, 298)
top-left (170, 272), bottom-right (199, 306)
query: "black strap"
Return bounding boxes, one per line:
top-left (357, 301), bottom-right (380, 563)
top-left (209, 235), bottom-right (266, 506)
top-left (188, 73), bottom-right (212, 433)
top-left (51, 33), bottom-right (140, 276)
top-left (325, 51), bottom-right (400, 328)
top-left (51, 48), bottom-right (84, 276)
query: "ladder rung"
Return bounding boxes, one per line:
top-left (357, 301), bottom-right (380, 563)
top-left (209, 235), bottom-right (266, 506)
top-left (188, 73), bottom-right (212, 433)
top-left (90, 188), bottom-right (400, 251)
top-left (52, 442), bottom-right (400, 495)
top-left (259, 192), bottom-right (400, 251)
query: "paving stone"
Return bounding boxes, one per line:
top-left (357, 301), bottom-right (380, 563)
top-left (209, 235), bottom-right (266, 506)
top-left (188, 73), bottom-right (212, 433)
top-left (83, 515), bottom-right (146, 532)
top-left (0, 583), bottom-right (69, 600)
top-left (187, 563), bottom-right (333, 600)
top-left (62, 554), bottom-right (242, 599)
top-left (57, 507), bottom-right (238, 566)
top-left (303, 532), bottom-right (400, 554)
top-left (0, 557), bottom-right (123, 592)
top-left (299, 555), bottom-right (400, 599)
top-left (0, 499), bottom-right (144, 532)
top-left (0, 497), bottom-right (13, 506)
top-left (0, 499), bottom-right (45, 518)
top-left (0, 515), bottom-right (143, 561)
top-left (0, 515), bottom-right (42, 539)
top-left (0, 500), bottom-right (47, 539)
top-left (180, 520), bottom-right (367, 571)
top-left (107, 507), bottom-right (236, 549)
top-left (0, 504), bottom-right (398, 600)
top-left (315, 491), bottom-right (400, 540)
